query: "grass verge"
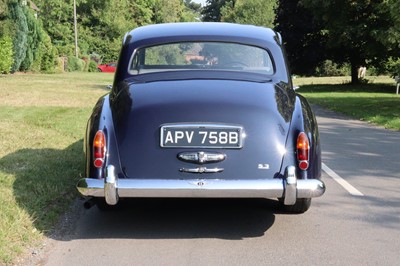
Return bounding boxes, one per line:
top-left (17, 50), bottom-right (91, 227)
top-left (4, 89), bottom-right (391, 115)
top-left (295, 76), bottom-right (400, 130)
top-left (0, 72), bottom-right (112, 264)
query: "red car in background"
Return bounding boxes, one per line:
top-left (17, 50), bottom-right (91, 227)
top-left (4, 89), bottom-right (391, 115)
top-left (97, 62), bottom-right (117, 72)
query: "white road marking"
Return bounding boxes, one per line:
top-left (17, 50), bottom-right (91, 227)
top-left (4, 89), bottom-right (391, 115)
top-left (322, 162), bottom-right (364, 196)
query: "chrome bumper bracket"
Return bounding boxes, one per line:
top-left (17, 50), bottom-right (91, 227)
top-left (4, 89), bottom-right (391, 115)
top-left (284, 166), bottom-right (297, 205)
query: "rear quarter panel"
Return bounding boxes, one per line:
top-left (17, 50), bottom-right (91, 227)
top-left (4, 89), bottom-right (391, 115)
top-left (281, 94), bottom-right (321, 180)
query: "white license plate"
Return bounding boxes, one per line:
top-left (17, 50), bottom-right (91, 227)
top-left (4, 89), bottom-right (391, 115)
top-left (160, 124), bottom-right (244, 149)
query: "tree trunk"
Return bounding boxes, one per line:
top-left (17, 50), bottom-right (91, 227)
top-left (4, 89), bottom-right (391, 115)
top-left (350, 62), bottom-right (360, 84)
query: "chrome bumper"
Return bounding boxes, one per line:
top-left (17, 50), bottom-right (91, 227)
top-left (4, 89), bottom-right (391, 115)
top-left (77, 165), bottom-right (325, 206)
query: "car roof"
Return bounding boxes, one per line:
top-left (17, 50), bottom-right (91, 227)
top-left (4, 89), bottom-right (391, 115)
top-left (124, 22), bottom-right (281, 49)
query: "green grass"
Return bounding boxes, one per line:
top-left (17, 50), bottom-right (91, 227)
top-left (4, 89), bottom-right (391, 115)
top-left (295, 76), bottom-right (400, 130)
top-left (0, 72), bottom-right (113, 264)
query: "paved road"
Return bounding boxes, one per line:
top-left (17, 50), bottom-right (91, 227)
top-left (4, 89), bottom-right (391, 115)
top-left (37, 106), bottom-right (400, 266)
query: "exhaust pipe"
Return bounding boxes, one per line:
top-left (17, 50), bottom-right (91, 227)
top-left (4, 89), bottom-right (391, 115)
top-left (83, 197), bottom-right (96, 209)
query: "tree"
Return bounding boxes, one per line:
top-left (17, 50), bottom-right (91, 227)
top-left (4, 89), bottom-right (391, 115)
top-left (77, 0), bottom-right (136, 61)
top-left (221, 0), bottom-right (276, 28)
top-left (20, 7), bottom-right (43, 71)
top-left (131, 0), bottom-right (155, 26)
top-left (8, 1), bottom-right (28, 72)
top-left (35, 0), bottom-right (75, 56)
top-left (202, 0), bottom-right (235, 22)
top-left (153, 0), bottom-right (184, 23)
top-left (182, 0), bottom-right (202, 21)
top-left (302, 0), bottom-right (394, 84)
top-left (274, 0), bottom-right (327, 75)
top-left (385, 0), bottom-right (400, 47)
top-left (184, 0), bottom-right (202, 14)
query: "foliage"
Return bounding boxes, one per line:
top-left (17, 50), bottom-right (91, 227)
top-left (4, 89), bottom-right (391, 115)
top-left (77, 0), bottom-right (137, 62)
top-left (154, 0), bottom-right (199, 23)
top-left (382, 0), bottom-right (400, 49)
top-left (1, 0), bottom-right (200, 71)
top-left (385, 57), bottom-right (400, 77)
top-left (184, 0), bottom-right (202, 21)
top-left (274, 0), bottom-right (327, 76)
top-left (20, 7), bottom-right (43, 71)
top-left (202, 0), bottom-right (234, 22)
top-left (39, 34), bottom-right (57, 73)
top-left (8, 2), bottom-right (28, 72)
top-left (89, 52), bottom-right (102, 64)
top-left (55, 57), bottom-right (65, 73)
top-left (75, 0), bottom-right (196, 62)
top-left (221, 0), bottom-right (276, 28)
top-left (0, 1), bottom-right (54, 73)
top-left (88, 60), bottom-right (98, 72)
top-left (153, 0), bottom-right (184, 23)
top-left (0, 0), bottom-right (7, 16)
top-left (66, 56), bottom-right (85, 72)
top-left (34, 0), bottom-right (74, 56)
top-left (131, 0), bottom-right (155, 26)
top-left (0, 35), bottom-right (13, 74)
top-left (315, 60), bottom-right (350, 77)
top-left (301, 0), bottom-right (394, 84)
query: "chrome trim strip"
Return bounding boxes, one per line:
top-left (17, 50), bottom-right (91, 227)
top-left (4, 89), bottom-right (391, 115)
top-left (179, 167), bottom-right (224, 173)
top-left (178, 151), bottom-right (226, 164)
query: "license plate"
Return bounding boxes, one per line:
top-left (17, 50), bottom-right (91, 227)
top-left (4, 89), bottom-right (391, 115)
top-left (160, 124), bottom-right (244, 148)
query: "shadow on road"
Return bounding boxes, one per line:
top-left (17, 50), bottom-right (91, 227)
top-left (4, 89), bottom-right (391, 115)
top-left (65, 198), bottom-right (279, 241)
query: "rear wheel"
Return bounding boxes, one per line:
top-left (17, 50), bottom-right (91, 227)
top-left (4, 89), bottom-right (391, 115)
top-left (280, 198), bottom-right (311, 214)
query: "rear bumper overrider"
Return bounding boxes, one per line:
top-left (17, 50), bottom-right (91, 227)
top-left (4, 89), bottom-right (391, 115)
top-left (77, 165), bottom-right (325, 206)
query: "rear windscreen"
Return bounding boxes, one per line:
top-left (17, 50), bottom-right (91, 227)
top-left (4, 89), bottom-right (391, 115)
top-left (129, 42), bottom-right (274, 75)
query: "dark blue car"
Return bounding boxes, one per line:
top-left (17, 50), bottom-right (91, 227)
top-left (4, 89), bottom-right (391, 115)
top-left (77, 22), bottom-right (325, 213)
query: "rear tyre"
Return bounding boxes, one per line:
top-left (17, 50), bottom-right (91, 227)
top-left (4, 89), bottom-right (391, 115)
top-left (280, 198), bottom-right (311, 214)
top-left (95, 198), bottom-right (122, 211)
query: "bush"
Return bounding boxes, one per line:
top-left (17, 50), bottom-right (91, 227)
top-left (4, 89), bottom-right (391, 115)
top-left (66, 56), bottom-right (85, 72)
top-left (55, 57), bottom-right (66, 73)
top-left (0, 35), bottom-right (13, 74)
top-left (89, 52), bottom-right (102, 64)
top-left (386, 57), bottom-right (400, 77)
top-left (88, 60), bottom-right (98, 72)
top-left (81, 56), bottom-right (89, 72)
top-left (315, 60), bottom-right (350, 77)
top-left (29, 30), bottom-right (57, 73)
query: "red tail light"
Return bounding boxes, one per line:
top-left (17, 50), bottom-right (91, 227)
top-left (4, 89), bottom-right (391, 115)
top-left (297, 132), bottom-right (309, 170)
top-left (93, 130), bottom-right (106, 168)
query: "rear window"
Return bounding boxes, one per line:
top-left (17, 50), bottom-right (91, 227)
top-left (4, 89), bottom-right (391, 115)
top-left (129, 42), bottom-right (274, 75)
